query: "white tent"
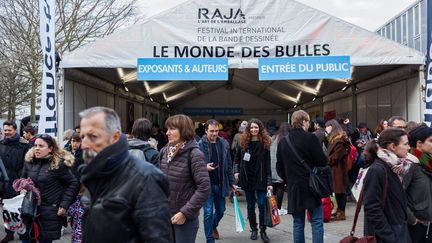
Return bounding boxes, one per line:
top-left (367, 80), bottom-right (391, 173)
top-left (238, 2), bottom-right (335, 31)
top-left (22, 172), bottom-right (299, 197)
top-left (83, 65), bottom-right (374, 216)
top-left (60, 0), bottom-right (425, 109)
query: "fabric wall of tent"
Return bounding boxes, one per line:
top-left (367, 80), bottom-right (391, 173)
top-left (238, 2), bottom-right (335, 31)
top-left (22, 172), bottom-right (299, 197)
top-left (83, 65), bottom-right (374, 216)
top-left (60, 0), bottom-right (425, 131)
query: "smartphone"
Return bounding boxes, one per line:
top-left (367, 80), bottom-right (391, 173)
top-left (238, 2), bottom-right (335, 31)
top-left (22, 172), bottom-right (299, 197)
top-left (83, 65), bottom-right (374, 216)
top-left (210, 163), bottom-right (219, 168)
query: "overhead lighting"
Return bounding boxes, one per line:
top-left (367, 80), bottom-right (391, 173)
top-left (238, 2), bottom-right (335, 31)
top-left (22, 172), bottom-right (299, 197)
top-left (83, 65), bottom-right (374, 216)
top-left (294, 104), bottom-right (297, 108)
top-left (166, 104), bottom-right (170, 108)
top-left (143, 81), bottom-right (150, 92)
top-left (123, 83), bottom-right (129, 92)
top-left (341, 85), bottom-right (349, 92)
top-left (117, 68), bottom-right (124, 79)
top-left (149, 97), bottom-right (154, 102)
top-left (312, 97), bottom-right (317, 102)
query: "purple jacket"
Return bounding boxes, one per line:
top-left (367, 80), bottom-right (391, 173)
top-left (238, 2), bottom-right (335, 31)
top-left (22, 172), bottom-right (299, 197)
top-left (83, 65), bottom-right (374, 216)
top-left (159, 140), bottom-right (211, 219)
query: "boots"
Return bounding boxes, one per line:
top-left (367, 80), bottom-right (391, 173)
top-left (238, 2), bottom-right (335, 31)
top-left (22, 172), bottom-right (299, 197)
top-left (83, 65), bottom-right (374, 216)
top-left (250, 229), bottom-right (258, 240)
top-left (333, 210), bottom-right (346, 221)
top-left (259, 226), bottom-right (270, 242)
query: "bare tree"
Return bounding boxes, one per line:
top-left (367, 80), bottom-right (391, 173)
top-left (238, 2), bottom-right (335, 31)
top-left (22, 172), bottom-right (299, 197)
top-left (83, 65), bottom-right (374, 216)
top-left (0, 0), bottom-right (138, 121)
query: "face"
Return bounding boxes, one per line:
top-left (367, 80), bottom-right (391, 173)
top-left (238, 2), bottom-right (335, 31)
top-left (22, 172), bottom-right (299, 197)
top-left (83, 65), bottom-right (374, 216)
top-left (325, 126), bottom-right (332, 134)
top-left (23, 131), bottom-right (32, 140)
top-left (388, 135), bottom-right (410, 158)
top-left (249, 123), bottom-right (259, 137)
top-left (417, 136), bottom-right (432, 155)
top-left (206, 124), bottom-right (219, 142)
top-left (3, 125), bottom-right (16, 139)
top-left (359, 127), bottom-right (367, 134)
top-left (34, 138), bottom-right (53, 158)
top-left (382, 121), bottom-right (388, 129)
top-left (166, 127), bottom-right (182, 144)
top-left (80, 112), bottom-right (120, 163)
top-left (302, 117), bottom-right (310, 131)
top-left (390, 120), bottom-right (407, 129)
top-left (71, 138), bottom-right (81, 151)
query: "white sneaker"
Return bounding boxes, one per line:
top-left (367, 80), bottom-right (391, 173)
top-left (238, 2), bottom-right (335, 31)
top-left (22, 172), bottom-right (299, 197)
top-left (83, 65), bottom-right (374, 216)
top-left (278, 209), bottom-right (288, 215)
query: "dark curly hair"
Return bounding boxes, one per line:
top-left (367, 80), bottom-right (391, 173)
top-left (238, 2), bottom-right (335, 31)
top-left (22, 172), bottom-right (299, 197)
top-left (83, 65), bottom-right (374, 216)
top-left (239, 118), bottom-right (272, 150)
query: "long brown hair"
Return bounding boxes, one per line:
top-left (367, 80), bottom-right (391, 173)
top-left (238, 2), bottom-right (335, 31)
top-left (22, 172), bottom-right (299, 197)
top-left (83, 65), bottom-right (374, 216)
top-left (325, 119), bottom-right (347, 144)
top-left (239, 118), bottom-right (272, 150)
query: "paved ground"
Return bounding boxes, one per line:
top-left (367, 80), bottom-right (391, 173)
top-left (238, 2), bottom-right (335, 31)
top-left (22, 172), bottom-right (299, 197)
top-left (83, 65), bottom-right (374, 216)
top-left (0, 195), bottom-right (364, 243)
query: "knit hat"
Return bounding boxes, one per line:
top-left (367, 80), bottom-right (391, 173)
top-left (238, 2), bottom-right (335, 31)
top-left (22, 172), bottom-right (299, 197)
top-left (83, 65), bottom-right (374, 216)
top-left (409, 125), bottom-right (432, 148)
top-left (239, 121), bottom-right (248, 133)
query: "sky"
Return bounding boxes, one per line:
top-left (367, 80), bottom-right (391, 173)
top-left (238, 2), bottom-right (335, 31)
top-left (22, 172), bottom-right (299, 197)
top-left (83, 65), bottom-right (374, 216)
top-left (296, 0), bottom-right (418, 31)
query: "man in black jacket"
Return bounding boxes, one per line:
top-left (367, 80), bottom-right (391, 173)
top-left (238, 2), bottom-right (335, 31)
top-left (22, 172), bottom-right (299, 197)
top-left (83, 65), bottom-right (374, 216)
top-left (276, 110), bottom-right (328, 243)
top-left (198, 119), bottom-right (235, 243)
top-left (79, 106), bottom-right (171, 243)
top-left (0, 120), bottom-right (29, 243)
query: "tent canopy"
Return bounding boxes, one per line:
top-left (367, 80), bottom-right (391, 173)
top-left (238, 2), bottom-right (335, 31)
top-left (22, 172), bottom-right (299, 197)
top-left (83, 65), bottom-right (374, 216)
top-left (61, 0), bottom-right (425, 109)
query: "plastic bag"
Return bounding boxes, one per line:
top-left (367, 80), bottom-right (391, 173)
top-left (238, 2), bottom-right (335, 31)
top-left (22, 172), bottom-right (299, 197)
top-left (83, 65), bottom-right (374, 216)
top-left (264, 190), bottom-right (280, 227)
top-left (2, 193), bottom-right (26, 234)
top-left (233, 192), bottom-right (245, 233)
top-left (351, 168), bottom-right (369, 201)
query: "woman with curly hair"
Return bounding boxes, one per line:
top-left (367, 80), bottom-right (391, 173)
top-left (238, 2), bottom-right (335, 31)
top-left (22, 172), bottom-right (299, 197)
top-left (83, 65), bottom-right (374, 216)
top-left (20, 134), bottom-right (79, 243)
top-left (325, 119), bottom-right (351, 221)
top-left (234, 118), bottom-right (272, 242)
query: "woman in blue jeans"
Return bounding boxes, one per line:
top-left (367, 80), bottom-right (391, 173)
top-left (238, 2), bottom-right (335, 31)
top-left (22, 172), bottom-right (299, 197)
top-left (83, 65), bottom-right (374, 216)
top-left (234, 118), bottom-right (272, 242)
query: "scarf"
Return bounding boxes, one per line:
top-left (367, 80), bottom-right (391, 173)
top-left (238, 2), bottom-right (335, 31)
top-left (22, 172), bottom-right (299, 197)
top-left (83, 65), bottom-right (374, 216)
top-left (377, 148), bottom-right (412, 182)
top-left (166, 142), bottom-right (185, 163)
top-left (3, 133), bottom-right (20, 145)
top-left (410, 148), bottom-right (432, 173)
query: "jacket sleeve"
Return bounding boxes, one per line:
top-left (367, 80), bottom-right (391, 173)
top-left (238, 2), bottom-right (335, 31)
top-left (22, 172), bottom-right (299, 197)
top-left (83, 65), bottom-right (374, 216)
top-left (134, 170), bottom-right (172, 243)
top-left (276, 140), bottom-right (286, 183)
top-left (180, 149), bottom-right (210, 219)
top-left (402, 164), bottom-right (418, 225)
top-left (233, 144), bottom-right (241, 174)
top-left (310, 135), bottom-right (328, 167)
top-left (363, 166), bottom-right (396, 242)
top-left (21, 162), bottom-right (28, 178)
top-left (225, 145), bottom-right (235, 187)
top-left (265, 149), bottom-right (272, 186)
top-left (58, 164), bottom-right (79, 209)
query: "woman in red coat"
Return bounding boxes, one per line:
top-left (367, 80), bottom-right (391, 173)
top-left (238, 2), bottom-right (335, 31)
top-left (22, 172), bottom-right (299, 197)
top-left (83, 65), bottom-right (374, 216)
top-left (325, 119), bottom-right (350, 221)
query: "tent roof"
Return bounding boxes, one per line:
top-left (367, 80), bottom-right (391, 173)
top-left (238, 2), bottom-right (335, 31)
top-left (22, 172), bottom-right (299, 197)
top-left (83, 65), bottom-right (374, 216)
top-left (61, 0), bottom-right (425, 109)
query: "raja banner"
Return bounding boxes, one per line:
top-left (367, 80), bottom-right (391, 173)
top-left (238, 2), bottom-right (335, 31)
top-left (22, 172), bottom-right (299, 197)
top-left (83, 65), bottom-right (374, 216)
top-left (425, 0), bottom-right (432, 126)
top-left (38, 0), bottom-right (57, 136)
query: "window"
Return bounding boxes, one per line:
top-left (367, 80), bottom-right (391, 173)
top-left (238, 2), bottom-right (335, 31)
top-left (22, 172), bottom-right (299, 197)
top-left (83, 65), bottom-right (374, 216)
top-left (414, 5), bottom-right (419, 36)
top-left (396, 17), bottom-right (401, 43)
top-left (407, 8), bottom-right (413, 47)
top-left (390, 22), bottom-right (395, 40)
top-left (402, 14), bottom-right (407, 44)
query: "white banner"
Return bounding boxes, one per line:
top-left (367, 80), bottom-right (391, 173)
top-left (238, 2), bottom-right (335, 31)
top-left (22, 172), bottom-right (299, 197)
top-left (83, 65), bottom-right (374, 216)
top-left (38, 0), bottom-right (57, 136)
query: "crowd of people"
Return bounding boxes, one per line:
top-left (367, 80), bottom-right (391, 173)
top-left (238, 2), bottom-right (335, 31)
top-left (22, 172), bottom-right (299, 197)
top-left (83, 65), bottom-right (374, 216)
top-left (0, 107), bottom-right (430, 243)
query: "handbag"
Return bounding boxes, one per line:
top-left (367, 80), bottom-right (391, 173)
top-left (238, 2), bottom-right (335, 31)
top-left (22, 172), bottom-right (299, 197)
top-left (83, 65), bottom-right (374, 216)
top-left (0, 157), bottom-right (18, 199)
top-left (264, 190), bottom-right (281, 227)
top-left (285, 135), bottom-right (333, 198)
top-left (20, 191), bottom-right (38, 220)
top-left (340, 170), bottom-right (388, 243)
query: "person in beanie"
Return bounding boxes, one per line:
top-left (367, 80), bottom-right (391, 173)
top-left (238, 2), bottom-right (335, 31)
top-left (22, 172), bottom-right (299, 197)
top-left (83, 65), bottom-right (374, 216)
top-left (404, 125), bottom-right (432, 242)
top-left (313, 117), bottom-right (327, 152)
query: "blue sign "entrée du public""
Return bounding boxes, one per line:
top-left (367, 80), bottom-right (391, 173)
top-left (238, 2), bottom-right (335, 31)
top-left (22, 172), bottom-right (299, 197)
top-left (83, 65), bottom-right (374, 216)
top-left (258, 56), bottom-right (351, 80)
top-left (137, 58), bottom-right (228, 81)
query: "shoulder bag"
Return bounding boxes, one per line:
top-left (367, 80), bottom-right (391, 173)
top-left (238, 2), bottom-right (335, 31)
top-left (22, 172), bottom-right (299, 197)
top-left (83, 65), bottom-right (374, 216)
top-left (285, 135), bottom-right (332, 198)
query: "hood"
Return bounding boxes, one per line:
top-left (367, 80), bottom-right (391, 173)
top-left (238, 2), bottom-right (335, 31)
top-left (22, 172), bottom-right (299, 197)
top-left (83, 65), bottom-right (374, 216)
top-left (128, 138), bottom-right (148, 147)
top-left (25, 147), bottom-right (75, 167)
top-left (81, 134), bottom-right (130, 182)
top-left (148, 137), bottom-right (158, 149)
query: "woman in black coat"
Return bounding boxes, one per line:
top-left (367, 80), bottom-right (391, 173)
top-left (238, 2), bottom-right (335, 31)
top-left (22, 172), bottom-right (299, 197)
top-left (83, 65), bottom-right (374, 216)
top-left (363, 128), bottom-right (412, 243)
top-left (21, 134), bottom-right (79, 243)
top-left (234, 118), bottom-right (272, 242)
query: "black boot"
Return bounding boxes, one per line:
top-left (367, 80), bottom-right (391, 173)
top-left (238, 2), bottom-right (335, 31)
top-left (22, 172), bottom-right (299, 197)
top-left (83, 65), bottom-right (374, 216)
top-left (250, 229), bottom-right (258, 240)
top-left (260, 230), bottom-right (270, 242)
top-left (260, 226), bottom-right (269, 242)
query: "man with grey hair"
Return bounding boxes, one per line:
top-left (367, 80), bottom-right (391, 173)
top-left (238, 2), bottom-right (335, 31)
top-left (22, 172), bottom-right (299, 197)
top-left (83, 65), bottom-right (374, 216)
top-left (78, 106), bottom-right (171, 243)
top-left (388, 116), bottom-right (407, 129)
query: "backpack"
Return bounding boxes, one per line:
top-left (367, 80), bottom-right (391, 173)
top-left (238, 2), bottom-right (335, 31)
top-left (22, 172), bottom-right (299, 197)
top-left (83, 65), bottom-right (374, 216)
top-left (129, 144), bottom-right (159, 166)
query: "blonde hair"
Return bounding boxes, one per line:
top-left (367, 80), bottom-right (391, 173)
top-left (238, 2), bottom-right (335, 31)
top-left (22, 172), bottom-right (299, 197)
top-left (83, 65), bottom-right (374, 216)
top-left (291, 110), bottom-right (309, 129)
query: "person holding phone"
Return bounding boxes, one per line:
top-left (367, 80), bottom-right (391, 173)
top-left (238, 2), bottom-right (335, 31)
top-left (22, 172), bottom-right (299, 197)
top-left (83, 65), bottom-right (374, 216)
top-left (198, 119), bottom-right (235, 243)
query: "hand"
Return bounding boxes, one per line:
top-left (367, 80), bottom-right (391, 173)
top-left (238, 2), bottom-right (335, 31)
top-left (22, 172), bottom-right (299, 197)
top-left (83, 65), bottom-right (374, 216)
top-left (57, 207), bottom-right (66, 216)
top-left (231, 185), bottom-right (238, 191)
top-left (207, 163), bottom-right (216, 172)
top-left (234, 173), bottom-right (239, 182)
top-left (267, 186), bottom-right (273, 192)
top-left (171, 212), bottom-right (186, 225)
top-left (414, 218), bottom-right (425, 225)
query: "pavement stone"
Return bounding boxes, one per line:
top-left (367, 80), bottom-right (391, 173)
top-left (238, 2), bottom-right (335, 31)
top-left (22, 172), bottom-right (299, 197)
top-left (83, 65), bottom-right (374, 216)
top-left (0, 195), bottom-right (364, 243)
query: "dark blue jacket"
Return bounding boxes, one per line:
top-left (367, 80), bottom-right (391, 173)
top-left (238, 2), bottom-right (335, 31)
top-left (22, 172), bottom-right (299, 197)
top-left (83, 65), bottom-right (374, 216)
top-left (198, 135), bottom-right (234, 197)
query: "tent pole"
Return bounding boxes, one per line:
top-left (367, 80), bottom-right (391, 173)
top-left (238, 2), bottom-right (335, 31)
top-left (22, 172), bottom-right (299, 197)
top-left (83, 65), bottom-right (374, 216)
top-left (57, 68), bottom-right (64, 143)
